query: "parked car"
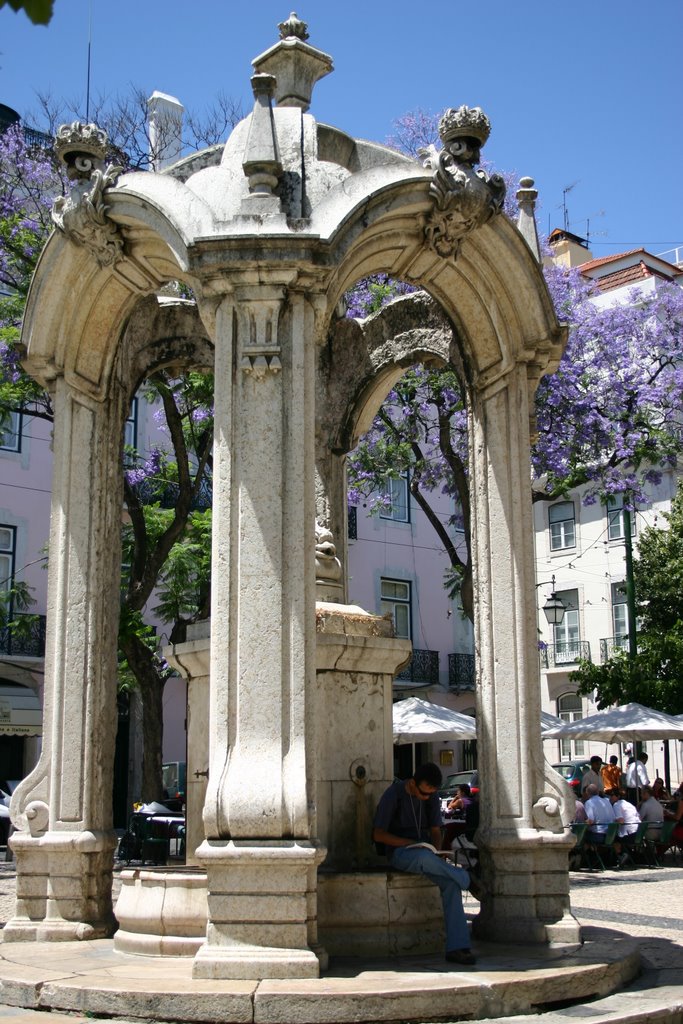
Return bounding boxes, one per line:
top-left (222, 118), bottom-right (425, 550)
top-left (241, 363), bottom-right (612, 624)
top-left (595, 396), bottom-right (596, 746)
top-left (552, 761), bottom-right (591, 795)
top-left (162, 761), bottom-right (186, 812)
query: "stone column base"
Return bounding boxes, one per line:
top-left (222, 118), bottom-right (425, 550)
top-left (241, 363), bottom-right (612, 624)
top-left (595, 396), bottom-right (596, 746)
top-left (5, 829), bottom-right (118, 942)
top-left (193, 839), bottom-right (326, 980)
top-left (472, 829), bottom-right (581, 946)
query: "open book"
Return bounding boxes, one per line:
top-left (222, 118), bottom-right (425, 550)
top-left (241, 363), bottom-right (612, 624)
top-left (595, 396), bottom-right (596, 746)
top-left (405, 842), bottom-right (453, 857)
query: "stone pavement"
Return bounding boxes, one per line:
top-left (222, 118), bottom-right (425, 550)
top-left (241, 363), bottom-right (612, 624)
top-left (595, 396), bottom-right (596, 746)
top-left (0, 859), bottom-right (680, 1024)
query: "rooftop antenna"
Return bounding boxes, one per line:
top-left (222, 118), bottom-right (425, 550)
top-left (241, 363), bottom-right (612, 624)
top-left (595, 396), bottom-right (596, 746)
top-left (561, 181), bottom-right (578, 231)
top-left (569, 209), bottom-right (606, 246)
top-left (85, 0), bottom-right (92, 122)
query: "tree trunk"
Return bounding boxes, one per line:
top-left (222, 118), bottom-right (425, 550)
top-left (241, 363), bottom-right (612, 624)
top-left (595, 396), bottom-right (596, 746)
top-left (121, 634), bottom-right (165, 803)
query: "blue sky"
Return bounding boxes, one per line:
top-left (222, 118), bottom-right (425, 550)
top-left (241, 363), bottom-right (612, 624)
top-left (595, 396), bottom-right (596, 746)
top-left (2, 1), bottom-right (681, 261)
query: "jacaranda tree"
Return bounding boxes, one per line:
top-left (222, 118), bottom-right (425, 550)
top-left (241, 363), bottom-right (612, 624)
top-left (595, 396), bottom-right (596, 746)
top-left (0, 115), bottom-right (218, 801)
top-left (347, 112), bottom-right (683, 623)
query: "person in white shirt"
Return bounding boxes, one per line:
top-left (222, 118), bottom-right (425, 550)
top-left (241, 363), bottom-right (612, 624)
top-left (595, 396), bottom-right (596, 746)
top-left (584, 784), bottom-right (616, 844)
top-left (625, 753), bottom-right (650, 803)
top-left (638, 785), bottom-right (664, 839)
top-left (608, 790), bottom-right (640, 866)
top-left (581, 756), bottom-right (605, 797)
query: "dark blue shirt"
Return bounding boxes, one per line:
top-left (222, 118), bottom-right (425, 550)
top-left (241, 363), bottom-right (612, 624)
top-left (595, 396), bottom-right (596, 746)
top-left (373, 780), bottom-right (441, 861)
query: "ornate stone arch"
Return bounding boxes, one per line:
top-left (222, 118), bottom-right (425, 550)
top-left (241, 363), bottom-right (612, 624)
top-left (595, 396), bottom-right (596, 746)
top-left (8, 264), bottom-right (213, 941)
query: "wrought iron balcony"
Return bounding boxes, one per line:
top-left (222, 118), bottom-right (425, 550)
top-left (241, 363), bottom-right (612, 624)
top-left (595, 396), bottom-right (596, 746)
top-left (540, 640), bottom-right (591, 669)
top-left (0, 614), bottom-right (47, 657)
top-left (448, 652), bottom-right (475, 691)
top-left (395, 648), bottom-right (440, 686)
top-left (600, 635), bottom-right (630, 662)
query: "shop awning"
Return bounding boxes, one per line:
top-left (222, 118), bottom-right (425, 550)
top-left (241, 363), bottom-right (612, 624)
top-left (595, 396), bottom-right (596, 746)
top-left (0, 685), bottom-right (41, 736)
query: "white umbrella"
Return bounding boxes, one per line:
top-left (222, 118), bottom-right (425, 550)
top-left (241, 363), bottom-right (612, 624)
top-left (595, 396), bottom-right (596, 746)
top-left (541, 711), bottom-right (564, 735)
top-left (542, 702), bottom-right (683, 743)
top-left (392, 697), bottom-right (476, 744)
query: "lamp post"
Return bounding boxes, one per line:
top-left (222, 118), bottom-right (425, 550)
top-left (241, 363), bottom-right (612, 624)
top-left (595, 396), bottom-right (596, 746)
top-left (541, 575), bottom-right (566, 627)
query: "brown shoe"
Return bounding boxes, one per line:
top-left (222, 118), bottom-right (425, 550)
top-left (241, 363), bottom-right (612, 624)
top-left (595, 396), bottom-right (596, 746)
top-left (446, 948), bottom-right (476, 965)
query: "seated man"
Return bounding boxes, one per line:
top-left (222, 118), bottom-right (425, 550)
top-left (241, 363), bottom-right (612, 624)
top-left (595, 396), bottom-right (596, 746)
top-left (608, 789), bottom-right (640, 865)
top-left (573, 798), bottom-right (587, 823)
top-left (639, 785), bottom-right (664, 838)
top-left (584, 783), bottom-right (615, 844)
top-left (373, 762), bottom-right (476, 966)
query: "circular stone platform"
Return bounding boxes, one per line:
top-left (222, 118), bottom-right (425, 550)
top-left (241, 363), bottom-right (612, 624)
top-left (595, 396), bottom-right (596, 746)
top-left (0, 927), bottom-right (641, 1024)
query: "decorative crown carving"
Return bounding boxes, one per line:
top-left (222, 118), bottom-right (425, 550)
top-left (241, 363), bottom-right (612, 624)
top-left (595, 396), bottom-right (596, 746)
top-left (52, 121), bottom-right (124, 267)
top-left (423, 103), bottom-right (505, 261)
top-left (438, 105), bottom-right (491, 148)
top-left (278, 11), bottom-right (309, 40)
top-left (54, 121), bottom-right (108, 181)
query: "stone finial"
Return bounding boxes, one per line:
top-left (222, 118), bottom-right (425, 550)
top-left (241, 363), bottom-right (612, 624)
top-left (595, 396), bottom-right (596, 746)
top-left (241, 74), bottom-right (283, 213)
top-left (315, 521), bottom-right (343, 602)
top-left (252, 14), bottom-right (333, 111)
top-left (278, 11), bottom-right (309, 40)
top-left (52, 121), bottom-right (125, 267)
top-left (516, 176), bottom-right (542, 262)
top-left (423, 104), bottom-right (505, 261)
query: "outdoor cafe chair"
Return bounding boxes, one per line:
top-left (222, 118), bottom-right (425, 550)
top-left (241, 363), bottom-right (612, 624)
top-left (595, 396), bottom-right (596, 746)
top-left (569, 822), bottom-right (588, 870)
top-left (648, 819), bottom-right (676, 867)
top-left (585, 822), bottom-right (619, 871)
top-left (617, 821), bottom-right (651, 869)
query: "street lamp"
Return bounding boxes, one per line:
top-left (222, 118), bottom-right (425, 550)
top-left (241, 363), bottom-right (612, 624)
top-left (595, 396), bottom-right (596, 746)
top-left (541, 575), bottom-right (566, 626)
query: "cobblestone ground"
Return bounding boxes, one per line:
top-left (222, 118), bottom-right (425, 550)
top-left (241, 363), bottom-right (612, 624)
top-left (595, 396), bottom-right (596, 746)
top-left (0, 855), bottom-right (681, 1020)
top-left (1, 857), bottom-right (682, 953)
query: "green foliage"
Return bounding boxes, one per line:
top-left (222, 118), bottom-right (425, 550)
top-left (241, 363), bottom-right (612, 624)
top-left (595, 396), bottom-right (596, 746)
top-left (0, 0), bottom-right (54, 25)
top-left (572, 482), bottom-right (683, 714)
top-left (0, 578), bottom-right (40, 643)
top-left (153, 510), bottom-right (212, 626)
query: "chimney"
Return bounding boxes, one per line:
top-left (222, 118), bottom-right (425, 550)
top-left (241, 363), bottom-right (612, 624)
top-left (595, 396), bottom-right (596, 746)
top-left (147, 91), bottom-right (184, 172)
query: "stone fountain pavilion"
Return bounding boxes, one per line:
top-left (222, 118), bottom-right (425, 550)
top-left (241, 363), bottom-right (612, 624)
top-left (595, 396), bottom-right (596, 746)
top-left (5, 11), bottom-right (590, 991)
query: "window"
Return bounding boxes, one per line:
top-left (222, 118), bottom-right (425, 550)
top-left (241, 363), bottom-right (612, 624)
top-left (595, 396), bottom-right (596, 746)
top-left (557, 692), bottom-right (585, 759)
top-left (124, 397), bottom-right (138, 452)
top-left (610, 585), bottom-right (626, 638)
top-left (0, 526), bottom-right (16, 601)
top-left (380, 578), bottom-right (411, 639)
top-left (607, 495), bottom-right (636, 541)
top-left (553, 589), bottom-right (580, 663)
top-left (548, 501), bottom-right (575, 550)
top-left (379, 472), bottom-right (409, 523)
top-left (0, 410), bottom-right (22, 452)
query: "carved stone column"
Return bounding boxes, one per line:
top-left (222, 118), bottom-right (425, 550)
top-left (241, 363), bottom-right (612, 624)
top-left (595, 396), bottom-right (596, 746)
top-left (194, 280), bottom-right (325, 979)
top-left (468, 365), bottom-right (580, 945)
top-left (6, 378), bottom-right (121, 940)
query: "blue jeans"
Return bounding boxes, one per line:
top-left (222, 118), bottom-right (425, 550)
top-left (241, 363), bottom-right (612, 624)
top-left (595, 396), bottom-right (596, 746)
top-left (390, 847), bottom-right (471, 951)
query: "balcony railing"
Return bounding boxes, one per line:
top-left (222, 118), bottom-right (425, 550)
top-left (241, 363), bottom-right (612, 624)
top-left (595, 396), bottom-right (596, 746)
top-left (396, 648), bottom-right (440, 686)
top-left (0, 614), bottom-right (47, 657)
top-left (448, 652), bottom-right (475, 691)
top-left (540, 640), bottom-right (591, 669)
top-left (347, 505), bottom-right (357, 541)
top-left (600, 635), bottom-right (630, 662)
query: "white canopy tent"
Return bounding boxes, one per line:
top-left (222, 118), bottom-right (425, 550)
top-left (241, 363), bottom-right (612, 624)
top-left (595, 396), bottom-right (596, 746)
top-left (392, 697), bottom-right (476, 744)
top-left (542, 702), bottom-right (683, 744)
top-left (541, 711), bottom-right (564, 735)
